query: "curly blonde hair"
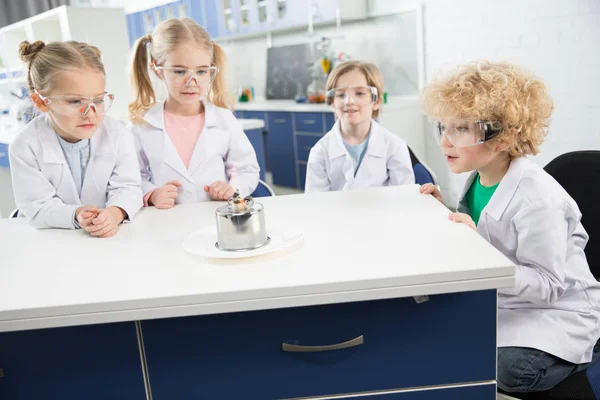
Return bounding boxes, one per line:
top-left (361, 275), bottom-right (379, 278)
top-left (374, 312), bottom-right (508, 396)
top-left (421, 61), bottom-right (554, 157)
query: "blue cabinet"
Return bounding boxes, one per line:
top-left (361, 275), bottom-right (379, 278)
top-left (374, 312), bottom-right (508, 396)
top-left (203, 0), bottom-right (222, 38)
top-left (237, 110), bottom-right (334, 189)
top-left (0, 322), bottom-right (146, 400)
top-left (0, 143), bottom-right (9, 168)
top-left (336, 384), bottom-right (497, 399)
top-left (266, 111), bottom-right (296, 187)
top-left (244, 127), bottom-right (266, 180)
top-left (140, 290), bottom-right (496, 400)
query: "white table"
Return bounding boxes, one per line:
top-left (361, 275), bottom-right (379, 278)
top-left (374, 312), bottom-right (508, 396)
top-left (0, 185), bottom-right (514, 400)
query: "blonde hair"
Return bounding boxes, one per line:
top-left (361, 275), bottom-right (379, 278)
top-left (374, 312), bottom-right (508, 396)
top-left (326, 61), bottom-right (384, 118)
top-left (421, 61), bottom-right (554, 158)
top-left (128, 18), bottom-right (233, 122)
top-left (18, 40), bottom-right (105, 93)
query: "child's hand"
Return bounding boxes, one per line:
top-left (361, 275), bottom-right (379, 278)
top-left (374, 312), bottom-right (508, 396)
top-left (204, 181), bottom-right (235, 201)
top-left (85, 206), bottom-right (126, 238)
top-left (419, 183), bottom-right (445, 205)
top-left (449, 212), bottom-right (476, 231)
top-left (149, 180), bottom-right (182, 209)
top-left (75, 205), bottom-right (99, 229)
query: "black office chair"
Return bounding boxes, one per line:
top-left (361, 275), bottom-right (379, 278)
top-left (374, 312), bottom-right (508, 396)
top-left (407, 146), bottom-right (438, 186)
top-left (505, 151), bottom-right (600, 400)
top-left (544, 151), bottom-right (600, 280)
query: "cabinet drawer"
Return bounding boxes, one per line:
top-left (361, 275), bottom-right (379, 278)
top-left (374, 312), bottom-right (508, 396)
top-left (267, 111), bottom-right (292, 131)
top-left (334, 383), bottom-right (496, 399)
top-left (294, 112), bottom-right (324, 133)
top-left (296, 134), bottom-right (322, 162)
top-left (242, 111), bottom-right (267, 122)
top-left (0, 322), bottom-right (146, 400)
top-left (0, 143), bottom-right (9, 168)
top-left (141, 290), bottom-right (497, 400)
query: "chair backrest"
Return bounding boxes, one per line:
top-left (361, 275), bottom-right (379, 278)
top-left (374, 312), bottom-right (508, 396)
top-left (586, 359), bottom-right (600, 400)
top-left (9, 209), bottom-right (19, 218)
top-left (407, 146), bottom-right (438, 186)
top-left (251, 179), bottom-right (275, 198)
top-left (544, 151), bottom-right (600, 279)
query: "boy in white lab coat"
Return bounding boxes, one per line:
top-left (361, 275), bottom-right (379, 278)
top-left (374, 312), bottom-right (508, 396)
top-left (305, 61), bottom-right (414, 192)
top-left (420, 61), bottom-right (600, 394)
top-left (10, 40), bottom-right (142, 236)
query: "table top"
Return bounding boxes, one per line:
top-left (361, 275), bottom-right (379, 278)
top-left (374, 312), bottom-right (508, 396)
top-left (0, 185), bottom-right (514, 332)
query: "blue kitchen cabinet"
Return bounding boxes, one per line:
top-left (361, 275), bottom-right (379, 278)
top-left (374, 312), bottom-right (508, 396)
top-left (245, 127), bottom-right (266, 180)
top-left (0, 143), bottom-right (9, 168)
top-left (266, 111), bottom-right (296, 187)
top-left (325, 111), bottom-right (336, 130)
top-left (126, 12), bottom-right (144, 47)
top-left (297, 161), bottom-right (307, 190)
top-left (140, 290), bottom-right (496, 400)
top-left (270, 0), bottom-right (309, 30)
top-left (202, 0), bottom-right (223, 38)
top-left (334, 384), bottom-right (497, 399)
top-left (0, 322), bottom-right (146, 400)
top-left (184, 0), bottom-right (204, 26)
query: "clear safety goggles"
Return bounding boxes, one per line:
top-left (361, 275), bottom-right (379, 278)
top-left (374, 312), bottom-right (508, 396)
top-left (35, 90), bottom-right (114, 117)
top-left (434, 119), bottom-right (502, 147)
top-left (326, 86), bottom-right (378, 108)
top-left (155, 65), bottom-right (219, 86)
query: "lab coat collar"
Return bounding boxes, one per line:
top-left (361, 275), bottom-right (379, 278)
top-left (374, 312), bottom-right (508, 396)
top-left (484, 156), bottom-right (529, 221)
top-left (143, 99), bottom-right (219, 129)
top-left (328, 119), bottom-right (386, 160)
top-left (458, 156), bottom-right (529, 221)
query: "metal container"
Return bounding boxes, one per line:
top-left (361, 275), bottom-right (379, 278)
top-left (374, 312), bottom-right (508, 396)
top-left (215, 191), bottom-right (268, 251)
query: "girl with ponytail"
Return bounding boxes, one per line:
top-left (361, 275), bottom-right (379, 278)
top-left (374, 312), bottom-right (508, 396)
top-left (129, 18), bottom-right (259, 208)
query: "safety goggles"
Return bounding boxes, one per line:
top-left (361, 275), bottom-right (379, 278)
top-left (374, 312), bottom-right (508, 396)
top-left (325, 86), bottom-right (378, 108)
top-left (154, 65), bottom-right (219, 86)
top-left (434, 119), bottom-right (502, 147)
top-left (34, 90), bottom-right (114, 117)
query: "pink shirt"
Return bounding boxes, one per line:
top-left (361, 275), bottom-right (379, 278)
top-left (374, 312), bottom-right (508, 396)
top-left (144, 110), bottom-right (205, 206)
top-left (164, 110), bottom-right (205, 168)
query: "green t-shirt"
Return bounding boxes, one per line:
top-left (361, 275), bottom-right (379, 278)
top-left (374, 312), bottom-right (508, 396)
top-left (465, 174), bottom-right (499, 226)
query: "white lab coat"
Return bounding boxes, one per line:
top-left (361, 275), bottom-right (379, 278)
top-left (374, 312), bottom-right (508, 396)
top-left (131, 100), bottom-right (260, 203)
top-left (457, 157), bottom-right (600, 364)
top-left (305, 120), bottom-right (415, 192)
top-left (9, 114), bottom-right (143, 229)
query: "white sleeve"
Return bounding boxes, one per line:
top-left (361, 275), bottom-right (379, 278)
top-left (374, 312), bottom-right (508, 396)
top-left (133, 126), bottom-right (157, 196)
top-left (9, 143), bottom-right (78, 229)
top-left (305, 142), bottom-right (331, 193)
top-left (388, 140), bottom-right (415, 186)
top-left (500, 199), bottom-right (570, 305)
top-left (105, 125), bottom-right (143, 221)
top-left (225, 119), bottom-right (260, 197)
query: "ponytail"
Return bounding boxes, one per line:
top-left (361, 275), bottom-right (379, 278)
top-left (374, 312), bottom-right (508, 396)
top-left (128, 35), bottom-right (156, 122)
top-left (209, 41), bottom-right (234, 110)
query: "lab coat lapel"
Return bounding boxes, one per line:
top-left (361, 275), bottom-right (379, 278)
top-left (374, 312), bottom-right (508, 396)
top-left (39, 114), bottom-right (80, 205)
top-left (188, 100), bottom-right (218, 177)
top-left (145, 101), bottom-right (194, 184)
top-left (353, 121), bottom-right (385, 185)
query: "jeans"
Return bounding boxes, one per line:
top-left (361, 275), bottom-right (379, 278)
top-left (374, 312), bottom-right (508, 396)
top-left (498, 340), bottom-right (600, 393)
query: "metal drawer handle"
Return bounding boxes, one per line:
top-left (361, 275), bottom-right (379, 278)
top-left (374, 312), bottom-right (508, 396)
top-left (275, 119), bottom-right (287, 123)
top-left (282, 335), bottom-right (364, 353)
top-left (302, 120), bottom-right (316, 124)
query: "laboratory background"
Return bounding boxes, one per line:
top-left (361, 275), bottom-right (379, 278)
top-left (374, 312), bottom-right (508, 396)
top-left (0, 1), bottom-right (599, 400)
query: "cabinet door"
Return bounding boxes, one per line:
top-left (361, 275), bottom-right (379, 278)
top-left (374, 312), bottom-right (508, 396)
top-left (244, 127), bottom-right (266, 181)
top-left (186, 0), bottom-right (205, 27)
top-left (266, 112), bottom-right (296, 187)
top-left (141, 290), bottom-right (497, 400)
top-left (202, 0), bottom-right (222, 38)
top-left (0, 322), bottom-right (146, 400)
top-left (334, 384), bottom-right (497, 399)
top-left (297, 161), bottom-right (307, 191)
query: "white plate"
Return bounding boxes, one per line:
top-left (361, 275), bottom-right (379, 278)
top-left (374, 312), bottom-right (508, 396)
top-left (182, 226), bottom-right (303, 259)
